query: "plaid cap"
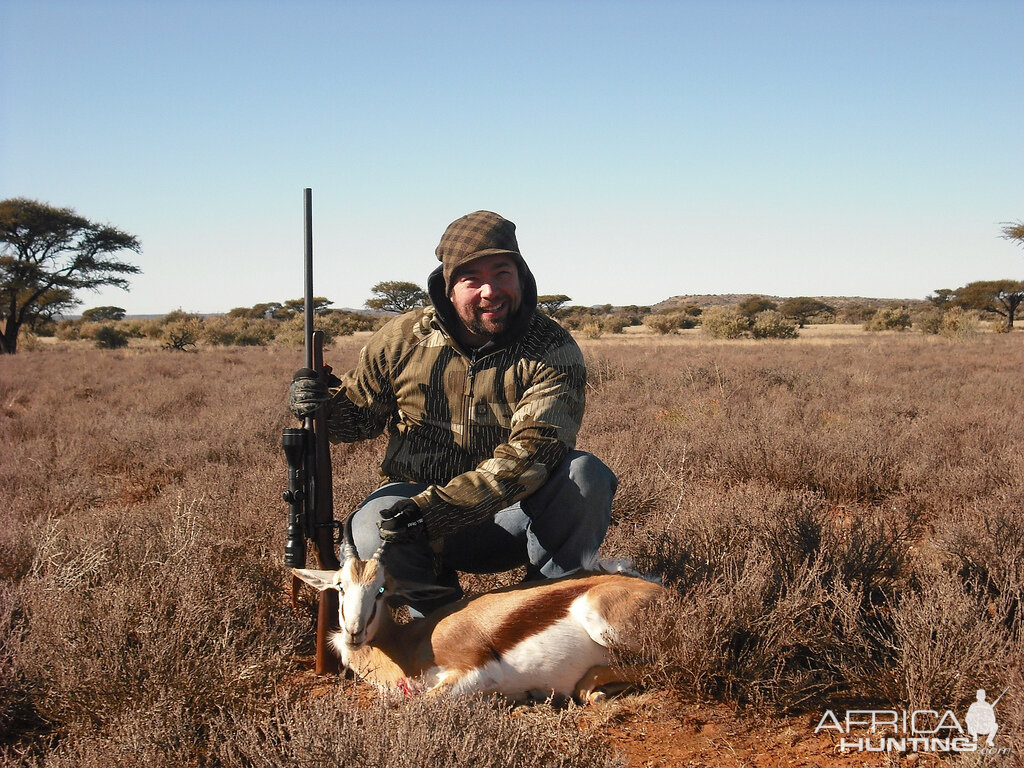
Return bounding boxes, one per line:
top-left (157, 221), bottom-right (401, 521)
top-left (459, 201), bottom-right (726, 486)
top-left (435, 211), bottom-right (525, 290)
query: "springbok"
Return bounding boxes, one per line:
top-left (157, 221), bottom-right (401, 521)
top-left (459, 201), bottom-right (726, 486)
top-left (293, 544), bottom-right (667, 704)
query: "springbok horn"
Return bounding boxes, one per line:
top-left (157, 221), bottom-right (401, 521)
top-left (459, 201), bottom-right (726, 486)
top-left (342, 540), bottom-right (359, 562)
top-left (342, 517), bottom-right (359, 562)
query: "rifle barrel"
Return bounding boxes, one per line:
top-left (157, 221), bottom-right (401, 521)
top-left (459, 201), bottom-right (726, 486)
top-left (303, 187), bottom-right (314, 370)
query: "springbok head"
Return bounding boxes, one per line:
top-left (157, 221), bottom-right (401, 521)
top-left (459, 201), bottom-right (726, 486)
top-left (294, 541), bottom-right (389, 649)
top-left (293, 540), bottom-right (454, 649)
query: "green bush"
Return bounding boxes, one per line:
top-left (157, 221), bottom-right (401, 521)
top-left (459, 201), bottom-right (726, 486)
top-left (914, 309), bottom-right (943, 334)
top-left (202, 316), bottom-right (275, 347)
top-left (701, 306), bottom-right (750, 339)
top-left (642, 312), bottom-right (697, 335)
top-left (272, 315), bottom-right (341, 348)
top-left (840, 304), bottom-right (878, 324)
top-left (156, 314), bottom-right (203, 351)
top-left (54, 320), bottom-right (83, 341)
top-left (675, 313), bottom-right (699, 329)
top-left (642, 314), bottom-right (676, 334)
top-left (939, 306), bottom-right (979, 341)
top-left (319, 310), bottom-right (371, 336)
top-left (751, 310), bottom-right (798, 339)
top-left (600, 315), bottom-right (629, 334)
top-left (864, 307), bottom-right (911, 332)
top-left (94, 325), bottom-right (129, 349)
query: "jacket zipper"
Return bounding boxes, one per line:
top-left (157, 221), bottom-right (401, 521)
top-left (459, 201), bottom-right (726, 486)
top-left (460, 344), bottom-right (502, 448)
top-left (463, 350), bottom-right (478, 444)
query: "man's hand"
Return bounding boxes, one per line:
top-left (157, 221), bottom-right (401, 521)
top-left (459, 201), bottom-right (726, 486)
top-left (379, 499), bottom-right (427, 545)
top-left (289, 368), bottom-right (331, 420)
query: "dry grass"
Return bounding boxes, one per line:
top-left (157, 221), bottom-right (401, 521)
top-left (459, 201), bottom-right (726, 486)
top-left (2, 327), bottom-right (1022, 765)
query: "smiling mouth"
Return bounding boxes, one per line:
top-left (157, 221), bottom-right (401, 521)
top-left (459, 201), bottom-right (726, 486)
top-left (465, 302), bottom-right (513, 338)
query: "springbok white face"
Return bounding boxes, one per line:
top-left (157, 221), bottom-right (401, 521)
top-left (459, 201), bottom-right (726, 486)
top-left (335, 556), bottom-right (388, 649)
top-left (293, 549), bottom-right (391, 650)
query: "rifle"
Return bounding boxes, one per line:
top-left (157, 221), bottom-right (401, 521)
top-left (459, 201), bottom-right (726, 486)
top-left (282, 187), bottom-right (341, 674)
top-left (992, 686), bottom-right (1010, 707)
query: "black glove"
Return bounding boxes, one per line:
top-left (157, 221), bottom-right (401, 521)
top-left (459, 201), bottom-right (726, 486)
top-left (288, 368), bottom-right (331, 420)
top-left (379, 499), bottom-right (427, 545)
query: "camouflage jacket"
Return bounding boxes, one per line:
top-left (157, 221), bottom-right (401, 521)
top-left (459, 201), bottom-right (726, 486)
top-left (327, 265), bottom-right (586, 540)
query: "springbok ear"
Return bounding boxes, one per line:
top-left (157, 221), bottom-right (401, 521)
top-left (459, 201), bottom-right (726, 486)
top-left (389, 579), bottom-right (459, 604)
top-left (292, 568), bottom-right (340, 592)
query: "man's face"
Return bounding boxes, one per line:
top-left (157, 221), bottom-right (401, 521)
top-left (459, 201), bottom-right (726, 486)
top-left (448, 255), bottom-right (522, 345)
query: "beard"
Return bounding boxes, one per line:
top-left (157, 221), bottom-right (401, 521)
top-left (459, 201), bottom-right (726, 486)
top-left (465, 310), bottom-right (510, 340)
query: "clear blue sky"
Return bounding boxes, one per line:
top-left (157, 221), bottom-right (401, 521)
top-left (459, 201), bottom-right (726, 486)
top-left (2, 0), bottom-right (1021, 315)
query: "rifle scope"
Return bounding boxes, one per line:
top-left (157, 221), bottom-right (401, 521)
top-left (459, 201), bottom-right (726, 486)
top-left (282, 427), bottom-right (307, 569)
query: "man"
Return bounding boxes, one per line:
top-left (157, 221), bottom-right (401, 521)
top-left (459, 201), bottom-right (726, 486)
top-left (289, 210), bottom-right (615, 614)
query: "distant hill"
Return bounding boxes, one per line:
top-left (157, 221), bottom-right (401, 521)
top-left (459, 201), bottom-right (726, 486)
top-left (651, 294), bottom-right (927, 313)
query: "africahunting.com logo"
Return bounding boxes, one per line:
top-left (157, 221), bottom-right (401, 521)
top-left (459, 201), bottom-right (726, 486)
top-left (815, 687), bottom-right (1010, 755)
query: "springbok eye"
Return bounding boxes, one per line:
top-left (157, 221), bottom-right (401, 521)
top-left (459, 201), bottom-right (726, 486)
top-left (378, 586), bottom-right (386, 595)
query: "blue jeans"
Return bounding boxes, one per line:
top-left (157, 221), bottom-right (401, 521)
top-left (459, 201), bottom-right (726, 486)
top-left (346, 450), bottom-right (616, 614)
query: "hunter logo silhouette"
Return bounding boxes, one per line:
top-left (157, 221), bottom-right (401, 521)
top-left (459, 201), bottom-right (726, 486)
top-left (965, 687), bottom-right (1007, 747)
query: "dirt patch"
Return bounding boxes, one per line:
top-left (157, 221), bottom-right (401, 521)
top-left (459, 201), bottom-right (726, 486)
top-left (580, 691), bottom-right (954, 768)
top-left (292, 669), bottom-right (956, 768)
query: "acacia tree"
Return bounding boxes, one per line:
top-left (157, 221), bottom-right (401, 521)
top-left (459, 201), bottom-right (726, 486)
top-left (1001, 220), bottom-right (1024, 248)
top-left (537, 294), bottom-right (572, 316)
top-left (737, 295), bottom-right (777, 320)
top-left (228, 301), bottom-right (286, 320)
top-left (283, 297), bottom-right (334, 316)
top-left (365, 281), bottom-right (427, 313)
top-left (926, 289), bottom-right (955, 307)
top-left (953, 280), bottom-right (1024, 330)
top-left (0, 198), bottom-right (141, 353)
top-left (81, 305), bottom-right (127, 322)
top-left (779, 297), bottom-right (835, 327)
